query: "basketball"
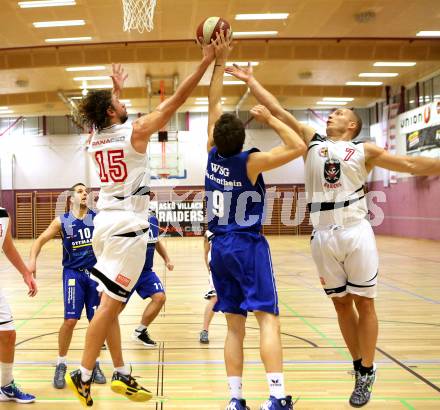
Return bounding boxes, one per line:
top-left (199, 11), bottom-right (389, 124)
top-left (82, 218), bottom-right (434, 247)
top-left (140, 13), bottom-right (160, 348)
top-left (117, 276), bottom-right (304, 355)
top-left (196, 17), bottom-right (231, 44)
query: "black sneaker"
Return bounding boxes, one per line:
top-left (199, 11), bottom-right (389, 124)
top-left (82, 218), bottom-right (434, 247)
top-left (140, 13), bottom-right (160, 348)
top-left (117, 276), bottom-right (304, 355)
top-left (65, 369), bottom-right (93, 407)
top-left (53, 363), bottom-right (67, 389)
top-left (132, 329), bottom-right (157, 347)
top-left (93, 362), bottom-right (106, 384)
top-left (349, 364), bottom-right (377, 407)
top-left (110, 370), bottom-right (153, 402)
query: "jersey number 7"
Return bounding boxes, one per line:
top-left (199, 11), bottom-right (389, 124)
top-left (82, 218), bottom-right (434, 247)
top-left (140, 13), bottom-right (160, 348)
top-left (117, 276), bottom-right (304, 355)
top-left (95, 149), bottom-right (128, 183)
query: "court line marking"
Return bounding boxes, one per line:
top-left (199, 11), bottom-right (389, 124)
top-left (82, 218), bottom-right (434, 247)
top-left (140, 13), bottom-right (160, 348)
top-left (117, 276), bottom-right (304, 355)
top-left (380, 282), bottom-right (440, 304)
top-left (376, 347), bottom-right (440, 394)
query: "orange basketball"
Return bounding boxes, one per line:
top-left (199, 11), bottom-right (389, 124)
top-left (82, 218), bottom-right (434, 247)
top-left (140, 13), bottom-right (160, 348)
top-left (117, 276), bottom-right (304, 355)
top-left (196, 17), bottom-right (231, 44)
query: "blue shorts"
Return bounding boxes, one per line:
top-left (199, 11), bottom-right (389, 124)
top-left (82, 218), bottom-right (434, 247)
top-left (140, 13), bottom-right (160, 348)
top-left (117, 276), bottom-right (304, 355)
top-left (209, 232), bottom-right (279, 317)
top-left (63, 268), bottom-right (100, 321)
top-left (127, 270), bottom-right (165, 302)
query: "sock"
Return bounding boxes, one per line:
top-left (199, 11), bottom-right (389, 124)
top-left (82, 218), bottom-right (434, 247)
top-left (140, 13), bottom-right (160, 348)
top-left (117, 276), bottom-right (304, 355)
top-left (228, 376), bottom-right (243, 399)
top-left (0, 363), bottom-right (13, 386)
top-left (359, 364), bottom-right (374, 376)
top-left (115, 365), bottom-right (130, 376)
top-left (135, 325), bottom-right (147, 333)
top-left (353, 358), bottom-right (362, 372)
top-left (57, 356), bottom-right (67, 366)
top-left (80, 366), bottom-right (93, 383)
top-left (266, 373), bottom-right (285, 399)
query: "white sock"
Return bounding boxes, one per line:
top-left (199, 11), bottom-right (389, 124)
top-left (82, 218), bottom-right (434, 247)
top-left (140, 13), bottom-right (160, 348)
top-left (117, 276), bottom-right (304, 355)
top-left (57, 356), bottom-right (67, 365)
top-left (228, 376), bottom-right (243, 399)
top-left (80, 366), bottom-right (93, 383)
top-left (266, 373), bottom-right (285, 399)
top-left (0, 363), bottom-right (13, 386)
top-left (115, 365), bottom-right (130, 376)
top-left (135, 325), bottom-right (147, 333)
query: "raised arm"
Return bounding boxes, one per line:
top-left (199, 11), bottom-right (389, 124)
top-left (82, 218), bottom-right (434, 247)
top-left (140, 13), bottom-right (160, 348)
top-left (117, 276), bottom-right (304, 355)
top-left (131, 44), bottom-right (216, 152)
top-left (365, 143), bottom-right (440, 175)
top-left (29, 217), bottom-right (61, 277)
top-left (225, 64), bottom-right (316, 146)
top-left (207, 30), bottom-right (232, 152)
top-left (155, 240), bottom-right (174, 271)
top-left (247, 105), bottom-right (307, 183)
top-left (3, 224), bottom-right (38, 297)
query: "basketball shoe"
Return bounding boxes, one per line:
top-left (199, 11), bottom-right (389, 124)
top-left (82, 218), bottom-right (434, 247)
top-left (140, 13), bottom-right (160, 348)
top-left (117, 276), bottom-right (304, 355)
top-left (132, 328), bottom-right (157, 347)
top-left (111, 369), bottom-right (153, 402)
top-left (349, 363), bottom-right (377, 407)
top-left (0, 381), bottom-right (35, 403)
top-left (260, 395), bottom-right (294, 409)
top-left (65, 369), bottom-right (93, 407)
top-left (225, 398), bottom-right (250, 410)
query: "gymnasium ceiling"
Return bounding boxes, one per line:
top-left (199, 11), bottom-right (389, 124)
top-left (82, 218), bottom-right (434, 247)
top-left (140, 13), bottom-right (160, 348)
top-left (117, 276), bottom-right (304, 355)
top-left (0, 0), bottom-right (439, 117)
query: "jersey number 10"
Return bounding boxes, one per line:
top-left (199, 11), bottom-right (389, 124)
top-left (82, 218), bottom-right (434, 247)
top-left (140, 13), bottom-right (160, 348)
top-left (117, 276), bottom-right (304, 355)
top-left (95, 149), bottom-right (128, 183)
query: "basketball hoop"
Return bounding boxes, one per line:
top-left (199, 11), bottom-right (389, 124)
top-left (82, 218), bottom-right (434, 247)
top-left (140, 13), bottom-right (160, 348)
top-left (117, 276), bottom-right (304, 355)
top-left (158, 173), bottom-right (170, 180)
top-left (122, 0), bottom-right (157, 33)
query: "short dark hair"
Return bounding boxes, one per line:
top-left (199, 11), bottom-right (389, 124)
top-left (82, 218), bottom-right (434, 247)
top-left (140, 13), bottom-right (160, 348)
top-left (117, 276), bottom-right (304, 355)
top-left (213, 113), bottom-right (245, 157)
top-left (350, 109), bottom-right (363, 139)
top-left (78, 90), bottom-right (113, 131)
top-left (70, 182), bottom-right (86, 194)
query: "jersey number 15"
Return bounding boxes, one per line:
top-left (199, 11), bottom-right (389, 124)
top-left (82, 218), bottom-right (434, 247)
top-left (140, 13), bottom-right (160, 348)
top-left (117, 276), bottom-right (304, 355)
top-left (95, 149), bottom-right (128, 183)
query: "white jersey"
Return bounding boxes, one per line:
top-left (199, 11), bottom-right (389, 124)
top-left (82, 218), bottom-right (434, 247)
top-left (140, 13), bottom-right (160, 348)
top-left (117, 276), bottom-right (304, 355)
top-left (0, 208), bottom-right (9, 250)
top-left (88, 122), bottom-right (150, 215)
top-left (305, 134), bottom-right (368, 228)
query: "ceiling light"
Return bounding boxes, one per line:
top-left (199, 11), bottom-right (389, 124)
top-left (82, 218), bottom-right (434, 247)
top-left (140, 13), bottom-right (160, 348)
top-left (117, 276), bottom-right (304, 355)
top-left (233, 31), bottom-right (278, 37)
top-left (119, 99), bottom-right (131, 103)
top-left (235, 13), bottom-right (289, 20)
top-left (19, 0), bottom-right (75, 8)
top-left (373, 62), bottom-right (416, 67)
top-left (316, 101), bottom-right (348, 106)
top-left (0, 110), bottom-right (14, 114)
top-left (0, 107), bottom-right (9, 110)
top-left (416, 31), bottom-right (440, 37)
top-left (322, 97), bottom-right (354, 101)
top-left (73, 76), bottom-right (109, 81)
top-left (346, 81), bottom-right (383, 86)
top-left (359, 72), bottom-right (398, 77)
top-left (66, 66), bottom-right (106, 72)
top-left (223, 81), bottom-right (247, 85)
top-left (81, 84), bottom-right (112, 89)
top-left (69, 96), bottom-right (83, 100)
top-left (45, 37), bottom-right (92, 43)
top-left (33, 20), bottom-right (85, 28)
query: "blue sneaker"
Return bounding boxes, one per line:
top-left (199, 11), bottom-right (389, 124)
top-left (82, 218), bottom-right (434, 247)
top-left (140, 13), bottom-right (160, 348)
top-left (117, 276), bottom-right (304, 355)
top-left (260, 395), bottom-right (294, 409)
top-left (226, 398), bottom-right (250, 410)
top-left (0, 381), bottom-right (36, 403)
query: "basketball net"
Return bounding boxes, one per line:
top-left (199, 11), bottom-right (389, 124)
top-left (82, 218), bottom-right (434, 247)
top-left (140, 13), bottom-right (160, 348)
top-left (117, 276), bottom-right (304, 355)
top-left (122, 0), bottom-right (157, 33)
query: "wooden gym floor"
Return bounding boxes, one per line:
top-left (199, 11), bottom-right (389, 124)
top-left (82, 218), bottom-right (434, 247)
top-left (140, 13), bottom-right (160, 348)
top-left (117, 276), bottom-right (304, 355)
top-left (1, 235), bottom-right (439, 409)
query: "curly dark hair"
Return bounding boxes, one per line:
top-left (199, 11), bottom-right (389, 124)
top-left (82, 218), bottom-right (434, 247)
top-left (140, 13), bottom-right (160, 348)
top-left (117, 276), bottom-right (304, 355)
top-left (78, 90), bottom-right (113, 131)
top-left (213, 113), bottom-right (245, 157)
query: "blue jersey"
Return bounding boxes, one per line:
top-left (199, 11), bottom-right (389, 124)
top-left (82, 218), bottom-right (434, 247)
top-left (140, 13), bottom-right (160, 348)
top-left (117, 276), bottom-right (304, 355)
top-left (60, 210), bottom-right (97, 270)
top-left (142, 215), bottom-right (160, 271)
top-left (205, 147), bottom-right (266, 235)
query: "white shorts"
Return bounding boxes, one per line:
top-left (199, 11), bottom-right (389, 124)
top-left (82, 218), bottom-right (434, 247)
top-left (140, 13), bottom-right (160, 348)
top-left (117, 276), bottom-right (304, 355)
top-left (310, 219), bottom-right (379, 298)
top-left (0, 289), bottom-right (14, 331)
top-left (91, 210), bottom-right (149, 302)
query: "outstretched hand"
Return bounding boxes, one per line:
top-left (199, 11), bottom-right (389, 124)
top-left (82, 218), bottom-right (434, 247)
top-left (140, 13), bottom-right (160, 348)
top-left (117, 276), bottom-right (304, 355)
top-left (212, 29), bottom-right (233, 61)
top-left (224, 62), bottom-right (253, 83)
top-left (250, 105), bottom-right (271, 124)
top-left (201, 41), bottom-right (216, 63)
top-left (111, 63), bottom-right (128, 96)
